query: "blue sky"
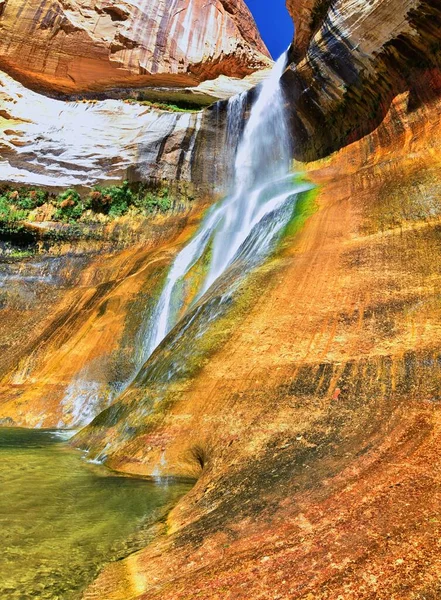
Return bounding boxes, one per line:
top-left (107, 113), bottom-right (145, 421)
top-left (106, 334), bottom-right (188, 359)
top-left (245, 0), bottom-right (294, 59)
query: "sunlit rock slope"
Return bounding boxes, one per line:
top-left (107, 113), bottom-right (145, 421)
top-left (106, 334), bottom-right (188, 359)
top-left (1, 0), bottom-right (441, 598)
top-left (70, 1), bottom-right (441, 599)
top-left (0, 190), bottom-right (214, 428)
top-left (0, 0), bottom-right (271, 94)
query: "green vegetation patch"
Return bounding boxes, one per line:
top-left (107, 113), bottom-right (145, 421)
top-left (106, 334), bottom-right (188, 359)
top-left (279, 176), bottom-right (319, 244)
top-left (0, 182), bottom-right (184, 257)
top-left (0, 182), bottom-right (177, 226)
top-left (124, 97), bottom-right (202, 113)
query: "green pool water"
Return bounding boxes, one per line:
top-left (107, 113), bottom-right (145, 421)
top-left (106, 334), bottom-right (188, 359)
top-left (0, 428), bottom-right (191, 600)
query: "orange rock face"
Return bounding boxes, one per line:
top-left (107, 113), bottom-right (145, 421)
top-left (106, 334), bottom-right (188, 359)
top-left (1, 1), bottom-right (441, 599)
top-left (0, 0), bottom-right (271, 94)
top-left (79, 74), bottom-right (441, 600)
top-left (0, 191), bottom-right (214, 428)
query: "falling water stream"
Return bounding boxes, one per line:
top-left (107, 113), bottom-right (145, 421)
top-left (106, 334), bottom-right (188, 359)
top-left (139, 51), bottom-right (313, 363)
top-left (1, 52), bottom-right (314, 599)
top-left (61, 51), bottom-right (313, 414)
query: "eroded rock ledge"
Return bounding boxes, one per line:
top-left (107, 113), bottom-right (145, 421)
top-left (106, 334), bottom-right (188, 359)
top-left (0, 0), bottom-right (271, 94)
top-left (284, 0), bottom-right (441, 160)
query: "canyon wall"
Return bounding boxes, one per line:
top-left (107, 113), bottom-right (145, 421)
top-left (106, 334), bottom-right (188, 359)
top-left (0, 70), bottom-right (203, 187)
top-left (0, 0), bottom-right (271, 94)
top-left (0, 0), bottom-right (272, 187)
top-left (0, 191), bottom-right (215, 428)
top-left (283, 0), bottom-right (441, 160)
top-left (1, 0), bottom-right (441, 598)
top-left (0, 0), bottom-right (269, 190)
top-left (0, 67), bottom-right (248, 189)
top-left (70, 1), bottom-right (441, 599)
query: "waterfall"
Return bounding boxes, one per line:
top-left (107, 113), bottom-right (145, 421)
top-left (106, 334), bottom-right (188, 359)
top-left (138, 51), bottom-right (312, 365)
top-left (226, 91), bottom-right (247, 159)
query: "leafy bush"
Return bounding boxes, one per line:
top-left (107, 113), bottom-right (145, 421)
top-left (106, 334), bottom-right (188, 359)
top-left (89, 181), bottom-right (133, 217)
top-left (13, 188), bottom-right (48, 210)
top-left (0, 195), bottom-right (28, 222)
top-left (0, 182), bottom-right (175, 225)
top-left (134, 189), bottom-right (173, 213)
top-left (54, 189), bottom-right (87, 222)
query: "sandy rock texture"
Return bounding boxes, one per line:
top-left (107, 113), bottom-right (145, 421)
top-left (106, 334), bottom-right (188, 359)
top-left (0, 70), bottom-right (203, 187)
top-left (79, 69), bottom-right (441, 600)
top-left (1, 0), bottom-right (441, 599)
top-left (0, 190), bottom-right (214, 429)
top-left (0, 0), bottom-right (271, 94)
top-left (284, 0), bottom-right (441, 160)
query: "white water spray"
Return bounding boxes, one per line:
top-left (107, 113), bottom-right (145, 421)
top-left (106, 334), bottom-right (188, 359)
top-left (141, 51), bottom-right (311, 360)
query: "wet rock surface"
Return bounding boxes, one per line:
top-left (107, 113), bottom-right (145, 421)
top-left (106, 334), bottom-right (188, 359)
top-left (1, 1), bottom-right (441, 599)
top-left (0, 192), bottom-right (214, 428)
top-left (79, 79), bottom-right (441, 600)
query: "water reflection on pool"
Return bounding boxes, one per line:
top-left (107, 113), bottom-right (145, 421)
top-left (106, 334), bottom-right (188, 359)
top-left (0, 428), bottom-right (191, 599)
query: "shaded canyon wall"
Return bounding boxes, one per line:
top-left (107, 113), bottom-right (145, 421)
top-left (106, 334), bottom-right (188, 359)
top-left (283, 0), bottom-right (441, 160)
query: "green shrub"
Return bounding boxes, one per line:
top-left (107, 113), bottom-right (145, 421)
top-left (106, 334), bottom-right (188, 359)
top-left (13, 188), bottom-right (48, 210)
top-left (0, 195), bottom-right (28, 222)
top-left (0, 182), bottom-right (175, 225)
top-left (89, 181), bottom-right (133, 217)
top-left (54, 189), bottom-right (87, 222)
top-left (135, 190), bottom-right (173, 213)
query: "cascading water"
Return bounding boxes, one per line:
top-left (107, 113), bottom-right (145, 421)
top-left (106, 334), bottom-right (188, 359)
top-left (225, 91), bottom-right (247, 160)
top-left (136, 50), bottom-right (313, 363)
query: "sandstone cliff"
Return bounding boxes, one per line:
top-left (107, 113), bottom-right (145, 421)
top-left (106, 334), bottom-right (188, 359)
top-left (0, 70), bottom-right (203, 187)
top-left (0, 0), bottom-right (271, 94)
top-left (283, 0), bottom-right (441, 160)
top-left (0, 0), bottom-right (271, 190)
top-left (69, 1), bottom-right (441, 598)
top-left (0, 67), bottom-right (248, 190)
top-left (79, 81), bottom-right (441, 599)
top-left (1, 1), bottom-right (441, 599)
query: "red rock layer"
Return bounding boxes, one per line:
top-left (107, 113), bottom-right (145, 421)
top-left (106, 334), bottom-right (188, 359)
top-left (0, 0), bottom-right (271, 94)
top-left (80, 74), bottom-right (441, 600)
top-left (287, 0), bottom-right (330, 58)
